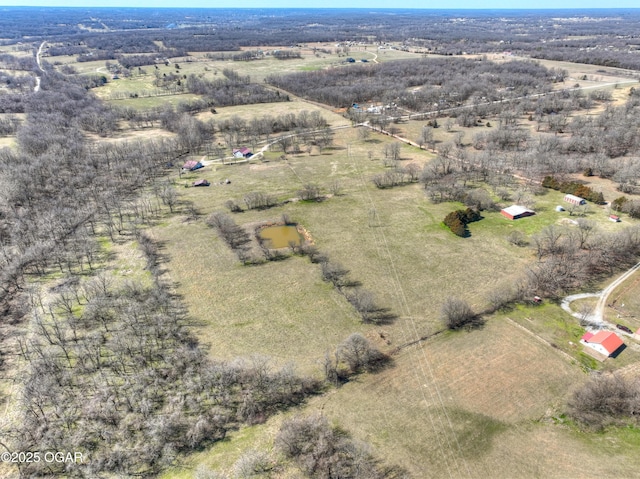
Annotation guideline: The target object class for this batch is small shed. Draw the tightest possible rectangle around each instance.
[581,330,624,357]
[564,194,586,206]
[501,205,536,220]
[183,160,203,171]
[609,215,621,222]
[192,179,210,187]
[555,205,565,212]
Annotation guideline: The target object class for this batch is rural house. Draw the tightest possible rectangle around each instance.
[581,331,624,357]
[564,194,586,206]
[500,205,536,220]
[182,160,203,171]
[233,147,253,158]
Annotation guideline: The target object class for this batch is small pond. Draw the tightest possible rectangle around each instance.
[258,225,302,249]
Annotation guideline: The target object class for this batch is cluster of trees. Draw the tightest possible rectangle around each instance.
[417,148,503,211]
[568,373,640,430]
[183,71,288,108]
[196,410,405,478]
[542,176,605,204]
[0,52,36,71]
[267,58,555,109]
[206,212,254,263]
[273,50,302,60]
[323,333,389,385]
[276,414,404,478]
[372,165,420,189]
[443,208,482,237]
[524,222,640,298]
[440,297,480,330]
[216,109,328,149]
[316,256,395,325]
[0,92,25,113]
[611,196,640,219]
[0,115,20,135]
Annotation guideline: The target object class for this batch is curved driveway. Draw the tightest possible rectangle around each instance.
[562,261,640,331]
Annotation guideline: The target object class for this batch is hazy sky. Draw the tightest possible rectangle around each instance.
[0,1,638,8]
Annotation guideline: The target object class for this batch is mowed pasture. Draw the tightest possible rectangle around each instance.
[315,319,591,478]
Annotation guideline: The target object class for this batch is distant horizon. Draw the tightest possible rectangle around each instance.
[0,2,639,10]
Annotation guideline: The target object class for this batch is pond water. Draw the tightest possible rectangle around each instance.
[258,225,302,249]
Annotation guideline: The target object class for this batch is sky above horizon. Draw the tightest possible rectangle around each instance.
[0,1,638,8]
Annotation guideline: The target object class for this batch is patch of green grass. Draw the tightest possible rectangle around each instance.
[448,408,508,459]
[160,419,280,479]
[577,352,600,371]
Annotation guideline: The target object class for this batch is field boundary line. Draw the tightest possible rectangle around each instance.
[505,317,576,363]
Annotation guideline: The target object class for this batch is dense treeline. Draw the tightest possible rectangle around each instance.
[0,53,37,71]
[184,71,288,107]
[526,222,640,298]
[267,58,556,109]
[530,45,640,72]
[4,7,640,72]
[0,68,185,321]
[542,176,605,204]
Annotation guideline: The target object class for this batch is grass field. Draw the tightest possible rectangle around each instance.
[194,99,350,127]
[602,271,640,334]
[0,137,15,149]
[147,107,640,476]
[161,317,640,478]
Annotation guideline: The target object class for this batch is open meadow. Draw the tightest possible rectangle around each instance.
[153,121,640,476]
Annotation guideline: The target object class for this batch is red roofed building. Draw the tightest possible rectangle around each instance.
[581,331,624,357]
[182,160,203,171]
[233,147,253,158]
[581,332,594,342]
[500,205,535,220]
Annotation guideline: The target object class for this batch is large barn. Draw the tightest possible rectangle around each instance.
[500,205,536,220]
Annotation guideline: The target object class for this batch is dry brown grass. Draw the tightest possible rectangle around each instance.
[605,273,640,334]
[194,99,350,128]
[0,137,15,149]
[304,318,596,478]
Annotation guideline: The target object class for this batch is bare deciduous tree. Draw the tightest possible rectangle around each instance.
[441,297,478,330]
